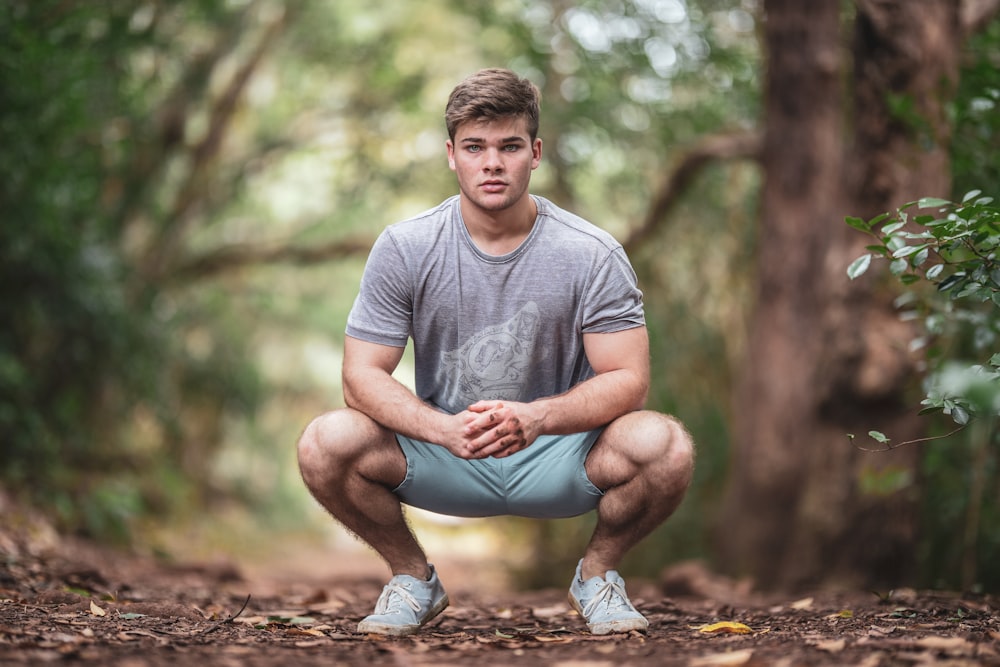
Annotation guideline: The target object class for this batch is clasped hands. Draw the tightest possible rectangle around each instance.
[449,400,539,460]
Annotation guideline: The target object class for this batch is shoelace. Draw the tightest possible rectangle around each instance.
[372,581,422,616]
[582,579,632,617]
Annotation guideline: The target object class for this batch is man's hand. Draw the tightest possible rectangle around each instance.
[460,400,542,459]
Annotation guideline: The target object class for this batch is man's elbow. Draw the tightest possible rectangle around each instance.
[628,376,650,412]
[341,370,363,409]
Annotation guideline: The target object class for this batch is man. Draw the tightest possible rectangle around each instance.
[297,68,695,637]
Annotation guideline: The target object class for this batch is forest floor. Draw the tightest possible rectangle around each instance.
[2,503,999,667]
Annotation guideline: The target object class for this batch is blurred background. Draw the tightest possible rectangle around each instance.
[2,0,999,593]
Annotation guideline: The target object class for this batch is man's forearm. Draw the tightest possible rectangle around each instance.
[531,367,648,435]
[343,368,448,443]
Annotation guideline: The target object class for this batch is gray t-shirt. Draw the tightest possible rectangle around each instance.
[345,195,645,415]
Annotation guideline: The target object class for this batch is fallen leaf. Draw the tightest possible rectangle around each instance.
[789,597,814,610]
[689,648,755,666]
[117,630,161,641]
[285,627,325,637]
[814,639,846,653]
[89,601,106,617]
[233,615,268,625]
[697,622,753,635]
[532,603,568,618]
[915,636,974,652]
[867,625,897,637]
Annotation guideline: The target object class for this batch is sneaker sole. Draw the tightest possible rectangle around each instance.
[357,594,450,637]
[567,592,649,635]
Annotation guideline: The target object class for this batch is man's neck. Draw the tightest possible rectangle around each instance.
[460,196,538,256]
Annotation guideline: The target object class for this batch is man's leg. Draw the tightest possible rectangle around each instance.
[296,407,430,580]
[581,410,695,580]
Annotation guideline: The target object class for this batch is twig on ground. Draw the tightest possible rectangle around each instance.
[195,594,252,636]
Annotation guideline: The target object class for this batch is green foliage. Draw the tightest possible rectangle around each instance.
[0,1,261,542]
[848,193,1000,590]
[847,193,1000,427]
[952,19,1000,199]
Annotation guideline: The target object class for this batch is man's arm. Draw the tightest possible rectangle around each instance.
[463,326,650,458]
[342,335,482,457]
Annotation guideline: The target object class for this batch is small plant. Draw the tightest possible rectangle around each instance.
[846,191,1000,445]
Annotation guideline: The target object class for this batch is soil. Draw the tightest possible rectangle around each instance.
[2,516,999,666]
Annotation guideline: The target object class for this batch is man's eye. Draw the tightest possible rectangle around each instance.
[466,145,481,152]
[503,144,520,151]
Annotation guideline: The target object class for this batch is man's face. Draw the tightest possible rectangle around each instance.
[446,117,542,215]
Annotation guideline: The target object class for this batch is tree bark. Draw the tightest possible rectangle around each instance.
[718,0,962,590]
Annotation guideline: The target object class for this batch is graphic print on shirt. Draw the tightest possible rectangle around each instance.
[439,301,541,406]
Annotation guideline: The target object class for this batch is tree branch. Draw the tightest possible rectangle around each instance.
[622,130,762,254]
[142,6,287,283]
[165,236,374,285]
[962,0,1000,35]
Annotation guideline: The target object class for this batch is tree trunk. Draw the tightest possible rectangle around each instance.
[718,0,961,590]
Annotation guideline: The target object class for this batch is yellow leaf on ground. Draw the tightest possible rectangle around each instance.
[89,601,106,617]
[697,621,753,634]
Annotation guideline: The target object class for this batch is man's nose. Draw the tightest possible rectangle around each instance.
[482,148,504,171]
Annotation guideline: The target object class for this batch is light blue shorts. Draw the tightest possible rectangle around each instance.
[392,430,605,519]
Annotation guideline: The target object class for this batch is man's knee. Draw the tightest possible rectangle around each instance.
[297,408,403,489]
[297,409,377,474]
[651,412,695,472]
[600,411,695,484]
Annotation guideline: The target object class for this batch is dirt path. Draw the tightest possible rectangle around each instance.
[2,522,999,666]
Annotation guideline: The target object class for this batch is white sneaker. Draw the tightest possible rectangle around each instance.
[357,565,449,636]
[567,560,649,635]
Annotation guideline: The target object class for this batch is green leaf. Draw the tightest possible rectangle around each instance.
[847,254,872,280]
[846,216,871,232]
[866,244,890,256]
[938,273,965,292]
[882,221,907,236]
[925,263,945,279]
[918,197,952,209]
[892,244,921,258]
[951,405,971,425]
[868,431,890,443]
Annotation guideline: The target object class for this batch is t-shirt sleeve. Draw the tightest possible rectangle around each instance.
[345,230,412,347]
[581,247,645,333]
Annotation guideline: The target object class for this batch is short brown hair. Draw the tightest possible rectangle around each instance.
[445,68,541,142]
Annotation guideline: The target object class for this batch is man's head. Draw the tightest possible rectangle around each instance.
[445,68,541,143]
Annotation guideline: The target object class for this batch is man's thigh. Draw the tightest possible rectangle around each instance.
[393,430,604,519]
[309,408,408,487]
[584,410,681,489]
